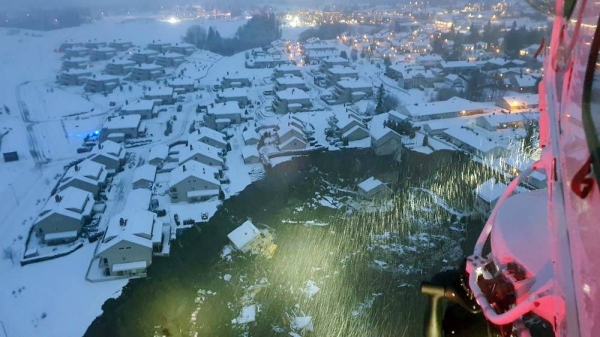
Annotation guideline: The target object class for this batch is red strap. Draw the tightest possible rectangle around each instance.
[571,157,594,198]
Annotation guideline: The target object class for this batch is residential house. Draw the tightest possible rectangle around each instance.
[444,74,466,88]
[178,142,224,168]
[474,178,508,214]
[84,41,106,49]
[108,40,133,51]
[90,140,126,172]
[242,129,260,146]
[90,47,117,61]
[272,88,312,114]
[84,75,120,93]
[147,42,171,53]
[203,101,243,131]
[169,78,196,94]
[415,55,443,68]
[272,64,303,78]
[144,87,175,105]
[221,74,252,88]
[509,74,539,93]
[326,66,359,86]
[319,56,350,73]
[397,97,487,122]
[155,52,185,68]
[189,127,227,149]
[440,60,479,74]
[442,127,507,158]
[148,144,169,167]
[96,209,161,276]
[133,164,157,189]
[58,160,108,197]
[130,64,165,81]
[120,100,156,119]
[357,177,393,199]
[227,220,263,253]
[99,114,144,142]
[62,57,89,71]
[59,69,92,86]
[131,49,159,64]
[105,59,136,75]
[336,116,368,141]
[33,187,94,244]
[242,146,261,164]
[64,46,90,58]
[215,88,249,106]
[370,128,403,156]
[125,189,152,211]
[169,161,220,203]
[274,75,308,91]
[327,79,373,105]
[496,93,539,112]
[475,114,525,131]
[170,43,195,56]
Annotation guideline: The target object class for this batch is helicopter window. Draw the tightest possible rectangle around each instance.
[583,16,600,188]
[524,0,576,18]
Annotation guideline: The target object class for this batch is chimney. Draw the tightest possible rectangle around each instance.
[119,218,125,226]
[189,144,193,150]
[182,165,187,172]
[55,194,61,203]
[74,164,79,171]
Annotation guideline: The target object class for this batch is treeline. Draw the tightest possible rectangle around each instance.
[503,24,545,58]
[0,7,91,31]
[298,23,350,42]
[183,12,281,56]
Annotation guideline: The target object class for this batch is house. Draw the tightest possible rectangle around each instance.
[397,97,487,122]
[272,88,312,114]
[415,55,443,68]
[242,129,260,146]
[274,75,308,91]
[319,56,350,72]
[370,128,403,156]
[133,164,157,189]
[336,116,368,141]
[178,142,224,167]
[99,115,144,142]
[33,187,94,245]
[125,189,152,210]
[203,101,243,131]
[272,64,303,78]
[105,59,136,75]
[96,209,161,276]
[279,136,307,151]
[342,125,369,141]
[131,63,166,82]
[444,74,465,88]
[188,127,227,149]
[169,78,196,93]
[84,41,106,49]
[148,144,169,167]
[62,57,89,70]
[276,124,306,144]
[475,114,525,131]
[327,79,373,105]
[144,87,175,105]
[442,127,507,158]
[357,177,393,199]
[509,74,539,93]
[58,160,108,197]
[2,151,18,162]
[474,178,508,214]
[169,161,220,203]
[130,49,159,64]
[64,46,90,58]
[440,61,479,74]
[90,47,117,61]
[155,52,185,68]
[227,220,262,253]
[147,42,172,53]
[245,54,289,68]
[59,69,92,86]
[108,40,133,51]
[215,88,249,106]
[59,41,83,51]
[170,43,196,56]
[221,74,252,88]
[90,140,126,172]
[242,146,261,164]
[326,66,359,86]
[496,93,539,112]
[120,100,156,119]
[84,75,120,93]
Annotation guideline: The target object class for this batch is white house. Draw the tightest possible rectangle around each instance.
[169,161,220,203]
[227,220,262,253]
[96,209,162,277]
[125,189,152,211]
[178,142,224,168]
[188,127,227,149]
[242,146,261,164]
[474,178,508,214]
[279,136,307,151]
[133,164,157,189]
[370,128,403,156]
[90,140,126,172]
[357,177,392,199]
[99,114,144,142]
[242,129,261,146]
[397,97,487,122]
[148,144,170,167]
[204,101,243,131]
[58,160,108,197]
[120,100,156,119]
[33,187,94,244]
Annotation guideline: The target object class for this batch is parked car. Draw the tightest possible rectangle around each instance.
[77,147,92,153]
[263,90,274,96]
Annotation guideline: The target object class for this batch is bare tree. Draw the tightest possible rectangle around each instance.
[2,246,15,265]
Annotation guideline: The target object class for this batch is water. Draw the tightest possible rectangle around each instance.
[84,149,490,337]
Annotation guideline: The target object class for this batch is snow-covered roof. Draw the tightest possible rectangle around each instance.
[479,113,524,126]
[358,177,384,193]
[501,93,539,106]
[234,305,256,324]
[189,127,227,147]
[170,78,195,86]
[133,164,157,183]
[104,114,141,130]
[342,125,368,139]
[133,63,163,71]
[337,79,372,90]
[327,66,358,75]
[156,52,184,59]
[443,127,504,153]
[125,189,152,210]
[227,220,261,250]
[133,49,159,55]
[86,74,120,82]
[277,124,304,139]
[276,88,310,100]
[241,146,259,159]
[511,74,538,87]
[440,60,479,69]
[179,141,224,165]
[242,129,260,142]
[400,97,487,118]
[145,86,173,97]
[476,178,508,203]
[209,101,242,115]
[63,160,105,182]
[121,100,155,112]
[149,144,169,162]
[170,160,219,187]
[279,135,307,149]
[62,68,92,75]
[38,187,93,220]
[217,88,248,98]
[275,75,305,86]
[94,47,116,52]
[100,209,157,252]
[98,140,123,157]
[108,58,136,65]
[112,261,147,273]
[274,64,302,71]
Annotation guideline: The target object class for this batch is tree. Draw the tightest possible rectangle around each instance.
[218,189,225,200]
[128,85,132,92]
[350,49,358,62]
[340,50,348,59]
[375,84,385,114]
[2,246,15,265]
[342,137,349,146]
[423,135,429,147]
[3,105,10,115]
[383,56,392,67]
[119,84,123,92]
[183,25,207,49]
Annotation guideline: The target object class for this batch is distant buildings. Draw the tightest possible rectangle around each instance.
[274,75,308,91]
[130,64,165,81]
[108,40,133,51]
[325,66,358,86]
[130,49,159,64]
[99,114,145,142]
[155,52,185,68]
[90,47,117,61]
[84,75,120,93]
[170,43,196,56]
[221,74,252,88]
[105,59,136,75]
[147,42,171,53]
[59,69,91,86]
[272,64,303,78]
[397,97,487,122]
[62,57,89,71]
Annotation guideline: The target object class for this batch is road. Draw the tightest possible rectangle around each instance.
[15,81,50,168]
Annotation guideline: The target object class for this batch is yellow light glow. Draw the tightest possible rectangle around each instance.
[166,17,180,24]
